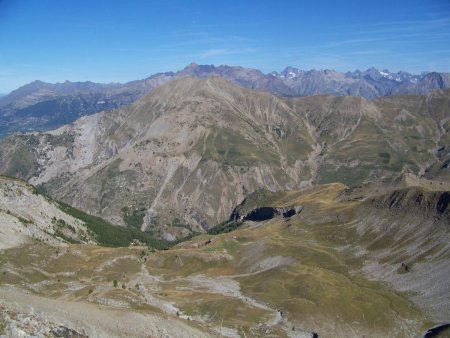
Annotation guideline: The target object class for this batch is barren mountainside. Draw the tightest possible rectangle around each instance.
[0,175,96,248]
[0,77,449,240]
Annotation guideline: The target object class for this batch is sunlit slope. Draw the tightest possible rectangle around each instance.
[1,182,448,337]
[290,90,450,185]
[0,175,96,248]
[0,78,448,237]
[0,175,174,250]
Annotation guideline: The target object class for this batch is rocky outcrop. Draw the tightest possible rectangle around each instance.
[231,205,303,222]
[423,324,450,338]
[52,326,87,338]
[367,187,450,221]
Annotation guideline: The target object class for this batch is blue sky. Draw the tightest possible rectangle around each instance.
[1,0,449,93]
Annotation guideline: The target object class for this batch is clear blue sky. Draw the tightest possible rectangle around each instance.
[1,0,449,93]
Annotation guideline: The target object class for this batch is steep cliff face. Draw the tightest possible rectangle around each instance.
[0,78,449,238]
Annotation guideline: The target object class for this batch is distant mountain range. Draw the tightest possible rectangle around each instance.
[0,63,449,137]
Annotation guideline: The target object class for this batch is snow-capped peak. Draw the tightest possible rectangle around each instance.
[379,71,393,80]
